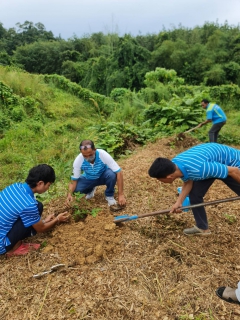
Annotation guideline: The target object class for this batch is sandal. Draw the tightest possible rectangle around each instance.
[216,286,240,305]
[183,225,211,236]
[6,243,40,256]
[110,204,125,212]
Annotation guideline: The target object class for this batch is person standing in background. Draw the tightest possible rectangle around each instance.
[197,99,227,142]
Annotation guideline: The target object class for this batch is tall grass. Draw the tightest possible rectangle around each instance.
[0,67,100,191]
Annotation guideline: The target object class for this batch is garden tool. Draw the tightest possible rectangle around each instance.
[33,264,65,278]
[184,124,200,133]
[114,196,240,223]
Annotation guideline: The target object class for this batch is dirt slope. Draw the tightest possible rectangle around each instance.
[1,135,240,320]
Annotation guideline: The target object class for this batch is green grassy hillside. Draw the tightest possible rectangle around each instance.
[0,67,101,191]
[1,66,240,194]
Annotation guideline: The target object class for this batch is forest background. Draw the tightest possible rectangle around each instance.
[1,20,240,196]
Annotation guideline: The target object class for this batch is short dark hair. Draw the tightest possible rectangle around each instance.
[79,139,95,150]
[201,99,209,104]
[148,158,176,178]
[25,164,56,188]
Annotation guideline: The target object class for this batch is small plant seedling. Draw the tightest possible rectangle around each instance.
[223,213,237,224]
[74,193,86,202]
[90,208,101,217]
[169,141,176,149]
[40,240,47,248]
[71,193,101,222]
[73,207,101,221]
[73,208,88,222]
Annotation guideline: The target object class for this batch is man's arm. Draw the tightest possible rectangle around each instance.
[228,167,240,183]
[32,212,70,233]
[116,171,126,206]
[197,119,212,128]
[171,180,193,212]
[66,180,78,204]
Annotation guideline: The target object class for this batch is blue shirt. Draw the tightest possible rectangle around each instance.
[0,182,40,254]
[206,103,227,124]
[71,149,121,180]
[172,143,240,182]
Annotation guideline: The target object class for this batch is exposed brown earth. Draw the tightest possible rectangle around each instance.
[1,135,240,319]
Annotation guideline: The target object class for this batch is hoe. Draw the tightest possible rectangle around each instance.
[114,196,240,223]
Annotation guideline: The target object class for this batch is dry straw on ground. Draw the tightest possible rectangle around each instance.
[1,135,240,319]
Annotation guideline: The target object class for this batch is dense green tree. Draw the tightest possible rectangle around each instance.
[0,51,11,65]
[13,41,72,74]
[224,61,240,84]
[0,23,7,39]
[204,64,226,85]
[111,34,151,91]
[61,60,87,83]
[2,20,240,92]
[151,40,175,70]
[15,21,55,44]
[71,36,95,61]
[0,21,56,56]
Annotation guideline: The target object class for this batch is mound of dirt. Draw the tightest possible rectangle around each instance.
[41,202,123,266]
[167,133,199,149]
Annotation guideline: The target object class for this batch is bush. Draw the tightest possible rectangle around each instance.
[91,122,153,157]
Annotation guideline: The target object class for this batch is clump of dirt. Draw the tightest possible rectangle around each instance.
[167,133,199,149]
[41,199,123,266]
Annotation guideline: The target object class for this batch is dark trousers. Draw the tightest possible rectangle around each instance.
[208,121,226,142]
[189,177,240,230]
[74,168,117,197]
[5,201,43,252]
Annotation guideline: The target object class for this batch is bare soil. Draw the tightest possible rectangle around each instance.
[1,135,240,319]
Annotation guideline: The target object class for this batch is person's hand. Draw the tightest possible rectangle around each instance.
[118,194,126,206]
[44,214,55,223]
[228,166,240,184]
[170,200,182,213]
[57,211,70,223]
[66,193,74,206]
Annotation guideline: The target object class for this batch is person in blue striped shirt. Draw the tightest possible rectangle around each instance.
[196,99,227,142]
[0,164,70,255]
[67,140,126,208]
[148,143,240,235]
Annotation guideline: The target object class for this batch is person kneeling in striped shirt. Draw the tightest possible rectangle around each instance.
[148,143,240,235]
[0,164,70,256]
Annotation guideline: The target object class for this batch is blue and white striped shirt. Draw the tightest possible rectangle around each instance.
[0,182,40,254]
[71,149,121,180]
[172,143,240,182]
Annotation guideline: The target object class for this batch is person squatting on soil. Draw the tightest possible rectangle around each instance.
[216,285,240,305]
[148,143,240,235]
[0,164,70,256]
[196,99,227,143]
[67,139,126,207]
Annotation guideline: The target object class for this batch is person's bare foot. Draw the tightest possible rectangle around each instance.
[6,240,22,254]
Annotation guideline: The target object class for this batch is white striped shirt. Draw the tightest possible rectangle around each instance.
[71,149,121,180]
[0,183,40,254]
[172,143,240,182]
